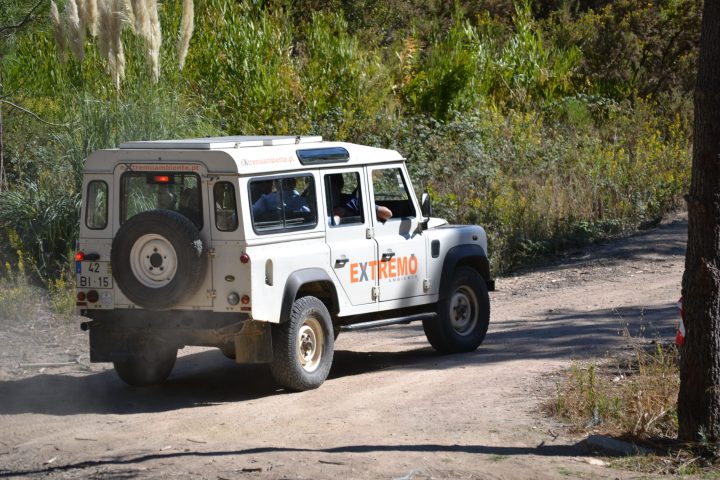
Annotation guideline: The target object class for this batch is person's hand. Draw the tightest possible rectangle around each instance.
[376,205,392,221]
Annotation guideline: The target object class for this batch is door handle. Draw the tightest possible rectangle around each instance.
[335,256,349,266]
[381,251,395,261]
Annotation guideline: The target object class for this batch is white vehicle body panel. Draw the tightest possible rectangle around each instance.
[77,135,489,322]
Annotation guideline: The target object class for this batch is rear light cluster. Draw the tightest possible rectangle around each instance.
[75,290,108,307]
[77,290,100,305]
[236,253,251,310]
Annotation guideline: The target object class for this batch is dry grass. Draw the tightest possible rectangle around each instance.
[551,338,679,439]
[549,332,720,474]
[0,258,42,323]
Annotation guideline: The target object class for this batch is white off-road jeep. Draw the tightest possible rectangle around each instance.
[76,136,494,390]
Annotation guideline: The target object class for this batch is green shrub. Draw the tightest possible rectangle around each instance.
[48,273,75,317]
[0,0,694,284]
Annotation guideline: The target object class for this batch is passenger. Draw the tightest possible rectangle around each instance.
[157,185,175,210]
[253,178,310,216]
[328,174,392,225]
[178,186,201,226]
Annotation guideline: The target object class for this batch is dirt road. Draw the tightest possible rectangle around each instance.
[0,214,687,479]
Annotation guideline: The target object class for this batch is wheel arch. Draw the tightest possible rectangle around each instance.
[280,268,339,323]
[439,244,491,300]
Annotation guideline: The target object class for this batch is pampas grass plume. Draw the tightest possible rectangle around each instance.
[75,0,86,30]
[177,0,194,70]
[109,0,126,89]
[147,0,162,82]
[97,0,112,65]
[130,0,150,39]
[65,0,85,61]
[50,0,67,63]
[123,0,136,33]
[86,0,98,37]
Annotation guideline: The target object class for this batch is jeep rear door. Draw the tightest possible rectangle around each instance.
[113,162,214,308]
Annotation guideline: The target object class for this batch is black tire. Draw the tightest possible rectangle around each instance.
[270,296,334,391]
[423,266,490,354]
[112,342,177,387]
[111,210,208,310]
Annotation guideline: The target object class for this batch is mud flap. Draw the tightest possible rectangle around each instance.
[234,321,273,363]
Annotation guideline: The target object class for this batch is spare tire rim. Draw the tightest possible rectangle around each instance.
[297,316,324,373]
[450,286,478,336]
[129,233,179,288]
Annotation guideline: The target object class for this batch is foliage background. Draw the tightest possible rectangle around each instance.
[0,0,697,293]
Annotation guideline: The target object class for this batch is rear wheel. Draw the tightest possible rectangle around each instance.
[423,266,490,353]
[112,340,177,387]
[270,296,334,391]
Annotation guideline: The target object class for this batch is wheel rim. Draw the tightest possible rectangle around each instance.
[297,316,324,373]
[129,234,178,288]
[449,286,478,336]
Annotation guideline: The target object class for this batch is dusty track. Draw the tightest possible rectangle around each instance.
[0,213,687,479]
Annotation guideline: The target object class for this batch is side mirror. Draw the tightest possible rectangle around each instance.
[420,192,432,217]
[420,192,432,230]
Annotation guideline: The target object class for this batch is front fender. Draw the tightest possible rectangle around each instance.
[439,244,492,299]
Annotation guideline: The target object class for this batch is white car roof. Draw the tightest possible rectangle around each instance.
[83,136,405,174]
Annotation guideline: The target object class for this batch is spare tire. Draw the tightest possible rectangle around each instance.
[111,209,208,310]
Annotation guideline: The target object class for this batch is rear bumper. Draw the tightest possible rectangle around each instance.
[83,309,249,362]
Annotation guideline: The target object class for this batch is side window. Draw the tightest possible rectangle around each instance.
[249,174,317,233]
[325,172,364,226]
[86,181,108,229]
[214,182,238,231]
[372,168,415,219]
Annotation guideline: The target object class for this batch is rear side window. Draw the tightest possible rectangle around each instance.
[249,174,317,233]
[121,173,202,229]
[86,181,108,229]
[214,182,238,231]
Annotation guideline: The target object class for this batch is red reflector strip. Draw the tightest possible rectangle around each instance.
[76,302,87,306]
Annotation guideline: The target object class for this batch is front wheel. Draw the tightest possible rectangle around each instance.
[112,341,177,387]
[423,266,490,354]
[270,296,334,391]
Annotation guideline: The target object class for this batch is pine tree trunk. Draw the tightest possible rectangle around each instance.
[678,0,720,443]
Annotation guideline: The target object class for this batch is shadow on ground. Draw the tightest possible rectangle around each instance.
[0,299,678,416]
[0,441,594,478]
[509,215,687,277]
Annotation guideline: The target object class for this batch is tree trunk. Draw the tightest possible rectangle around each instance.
[0,103,5,191]
[678,0,720,443]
